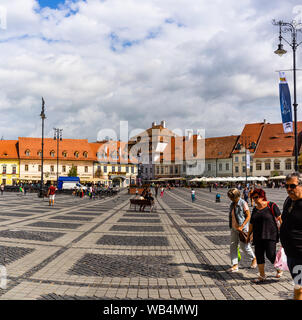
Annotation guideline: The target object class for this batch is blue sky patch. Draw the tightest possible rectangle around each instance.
[38,0,66,9]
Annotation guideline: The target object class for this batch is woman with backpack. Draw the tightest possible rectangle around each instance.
[247,188,283,283]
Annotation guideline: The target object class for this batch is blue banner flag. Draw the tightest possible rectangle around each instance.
[279,72,293,133]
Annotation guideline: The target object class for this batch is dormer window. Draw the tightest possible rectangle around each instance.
[50,151,55,157]
[25,150,30,156]
[62,151,67,158]
[74,151,79,158]
[37,150,42,157]
[83,151,88,158]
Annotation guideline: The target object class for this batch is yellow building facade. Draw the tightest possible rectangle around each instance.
[0,140,20,185]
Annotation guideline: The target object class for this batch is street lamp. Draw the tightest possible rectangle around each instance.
[273,19,302,171]
[53,128,63,185]
[39,97,46,198]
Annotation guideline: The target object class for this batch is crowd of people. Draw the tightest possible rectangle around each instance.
[226,172,302,300]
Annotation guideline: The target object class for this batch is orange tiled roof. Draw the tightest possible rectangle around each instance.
[130,124,178,143]
[18,137,94,161]
[90,141,138,164]
[254,122,302,158]
[205,135,240,159]
[0,140,19,159]
[233,122,265,154]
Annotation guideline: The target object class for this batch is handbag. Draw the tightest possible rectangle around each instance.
[238,230,253,243]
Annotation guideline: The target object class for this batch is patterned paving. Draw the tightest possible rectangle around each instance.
[0,188,296,300]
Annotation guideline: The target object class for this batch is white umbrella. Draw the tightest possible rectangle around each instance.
[269,175,286,180]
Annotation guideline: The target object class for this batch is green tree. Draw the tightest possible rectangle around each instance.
[68,165,77,177]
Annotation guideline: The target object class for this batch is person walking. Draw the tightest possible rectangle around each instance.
[243,187,249,203]
[249,185,255,207]
[0,184,4,196]
[47,182,57,207]
[155,184,159,198]
[247,188,283,283]
[160,186,164,198]
[227,188,257,272]
[280,172,302,299]
[191,188,196,202]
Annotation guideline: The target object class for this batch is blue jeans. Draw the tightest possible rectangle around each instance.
[287,256,302,285]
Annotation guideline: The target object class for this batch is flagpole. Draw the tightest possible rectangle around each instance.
[293,42,299,171]
[273,20,302,172]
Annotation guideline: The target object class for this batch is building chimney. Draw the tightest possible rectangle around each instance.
[160,120,166,128]
[263,119,266,124]
[152,121,157,127]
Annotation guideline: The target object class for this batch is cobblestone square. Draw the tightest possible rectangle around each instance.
[0,188,295,300]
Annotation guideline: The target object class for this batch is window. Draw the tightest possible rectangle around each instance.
[103,166,107,173]
[118,166,121,172]
[51,165,54,172]
[37,150,42,157]
[112,166,115,172]
[175,166,178,174]
[25,150,30,156]
[219,163,222,171]
[126,166,129,173]
[265,162,271,170]
[242,166,246,173]
[62,151,67,158]
[226,163,230,171]
[145,167,148,174]
[85,166,88,173]
[235,166,239,173]
[38,165,41,172]
[170,166,173,174]
[62,165,66,172]
[208,164,211,171]
[2,166,6,174]
[50,151,55,157]
[235,156,239,162]
[250,166,253,172]
[131,166,134,174]
[12,166,16,174]
[161,167,164,174]
[74,152,79,158]
[242,156,246,162]
[83,152,88,158]
[157,167,160,174]
[25,165,29,171]
[256,162,262,170]
[274,162,280,170]
[183,165,186,172]
[286,162,292,170]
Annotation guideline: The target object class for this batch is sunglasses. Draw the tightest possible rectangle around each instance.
[285,184,300,189]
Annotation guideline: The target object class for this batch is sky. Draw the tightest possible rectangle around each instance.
[0,0,302,142]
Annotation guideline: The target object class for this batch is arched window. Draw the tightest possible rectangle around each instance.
[62,151,67,158]
[37,150,42,157]
[83,151,88,158]
[274,160,281,170]
[74,151,79,158]
[25,149,30,156]
[50,150,55,157]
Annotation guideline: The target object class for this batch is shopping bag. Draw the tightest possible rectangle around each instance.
[274,247,289,271]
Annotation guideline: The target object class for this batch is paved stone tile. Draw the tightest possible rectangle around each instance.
[0,190,295,301]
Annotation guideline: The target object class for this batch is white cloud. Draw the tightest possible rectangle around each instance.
[0,0,301,141]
